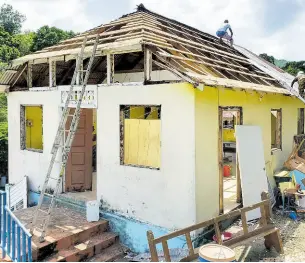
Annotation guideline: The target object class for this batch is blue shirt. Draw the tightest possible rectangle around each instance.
[218,23,231,33]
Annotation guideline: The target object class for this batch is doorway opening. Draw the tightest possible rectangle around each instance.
[62,108,97,202]
[219,107,242,214]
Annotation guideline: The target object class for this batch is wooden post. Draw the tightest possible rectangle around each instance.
[107,54,114,85]
[147,231,159,262]
[27,62,32,89]
[185,232,194,256]
[49,60,56,88]
[261,191,272,224]
[161,240,171,262]
[144,48,152,82]
[235,110,242,203]
[213,218,223,245]
[218,107,224,214]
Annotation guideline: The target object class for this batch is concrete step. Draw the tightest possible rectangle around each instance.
[33,220,109,261]
[42,232,119,262]
[89,242,126,262]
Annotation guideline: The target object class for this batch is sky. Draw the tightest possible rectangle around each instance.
[1,0,304,61]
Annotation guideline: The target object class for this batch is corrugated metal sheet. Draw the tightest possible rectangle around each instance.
[235,45,299,94]
[0,64,24,85]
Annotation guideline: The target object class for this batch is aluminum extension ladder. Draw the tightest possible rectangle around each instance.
[32,35,99,242]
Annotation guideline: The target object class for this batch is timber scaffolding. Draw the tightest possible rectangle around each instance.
[0,4,299,96]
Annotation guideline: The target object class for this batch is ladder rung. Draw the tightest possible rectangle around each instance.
[44,193,54,198]
[49,176,59,180]
[78,70,88,72]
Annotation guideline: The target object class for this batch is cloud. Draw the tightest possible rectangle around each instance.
[0,0,94,32]
[0,0,304,60]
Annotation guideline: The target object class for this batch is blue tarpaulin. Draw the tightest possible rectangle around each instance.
[290,170,305,190]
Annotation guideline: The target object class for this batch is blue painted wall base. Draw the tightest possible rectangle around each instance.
[28,191,186,253]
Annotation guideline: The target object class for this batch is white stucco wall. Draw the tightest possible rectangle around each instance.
[7,90,62,192]
[97,82,196,229]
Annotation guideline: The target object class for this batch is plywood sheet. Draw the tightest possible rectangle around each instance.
[235,125,269,221]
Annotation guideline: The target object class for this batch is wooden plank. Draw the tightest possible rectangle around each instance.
[143,31,251,65]
[144,47,152,81]
[147,231,159,262]
[235,110,242,203]
[156,51,277,81]
[218,107,224,214]
[213,219,223,245]
[152,55,198,86]
[49,60,56,87]
[298,108,305,135]
[185,232,194,256]
[27,63,32,89]
[162,240,171,262]
[241,211,248,234]
[224,225,276,247]
[11,64,27,87]
[153,218,214,243]
[107,54,114,85]
[261,191,272,223]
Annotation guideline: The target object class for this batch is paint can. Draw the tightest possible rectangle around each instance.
[199,244,236,262]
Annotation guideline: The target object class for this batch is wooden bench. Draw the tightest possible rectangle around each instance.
[147,192,283,262]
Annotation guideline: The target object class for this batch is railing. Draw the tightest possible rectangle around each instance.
[147,192,283,262]
[59,85,98,108]
[0,191,32,262]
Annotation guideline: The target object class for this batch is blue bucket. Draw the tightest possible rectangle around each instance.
[199,244,236,262]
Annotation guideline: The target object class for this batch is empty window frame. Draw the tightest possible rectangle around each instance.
[298,108,305,135]
[120,105,161,169]
[271,109,282,150]
[20,105,43,152]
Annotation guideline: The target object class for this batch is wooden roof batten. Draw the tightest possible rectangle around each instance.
[0,3,293,96]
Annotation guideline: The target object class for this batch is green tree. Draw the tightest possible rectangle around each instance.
[259,53,275,65]
[0,26,20,63]
[0,4,26,35]
[282,61,305,76]
[32,26,75,51]
[13,31,35,56]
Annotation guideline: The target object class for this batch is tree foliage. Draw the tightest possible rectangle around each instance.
[13,31,35,56]
[32,26,75,51]
[282,61,305,76]
[0,4,26,35]
[259,53,275,65]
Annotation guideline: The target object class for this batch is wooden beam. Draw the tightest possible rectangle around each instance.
[59,60,75,85]
[156,51,277,81]
[144,47,152,82]
[10,64,27,87]
[107,54,114,85]
[49,60,56,87]
[218,107,224,214]
[27,63,32,89]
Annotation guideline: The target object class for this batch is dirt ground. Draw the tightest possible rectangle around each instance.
[231,209,305,262]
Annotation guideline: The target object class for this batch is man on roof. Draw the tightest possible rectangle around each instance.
[216,20,234,47]
[291,71,305,98]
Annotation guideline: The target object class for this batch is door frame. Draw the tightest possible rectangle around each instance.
[218,106,243,214]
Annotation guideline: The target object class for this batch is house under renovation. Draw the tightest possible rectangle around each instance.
[1,4,304,253]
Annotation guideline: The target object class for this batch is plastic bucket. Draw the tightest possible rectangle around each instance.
[199,244,236,262]
[223,165,231,177]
